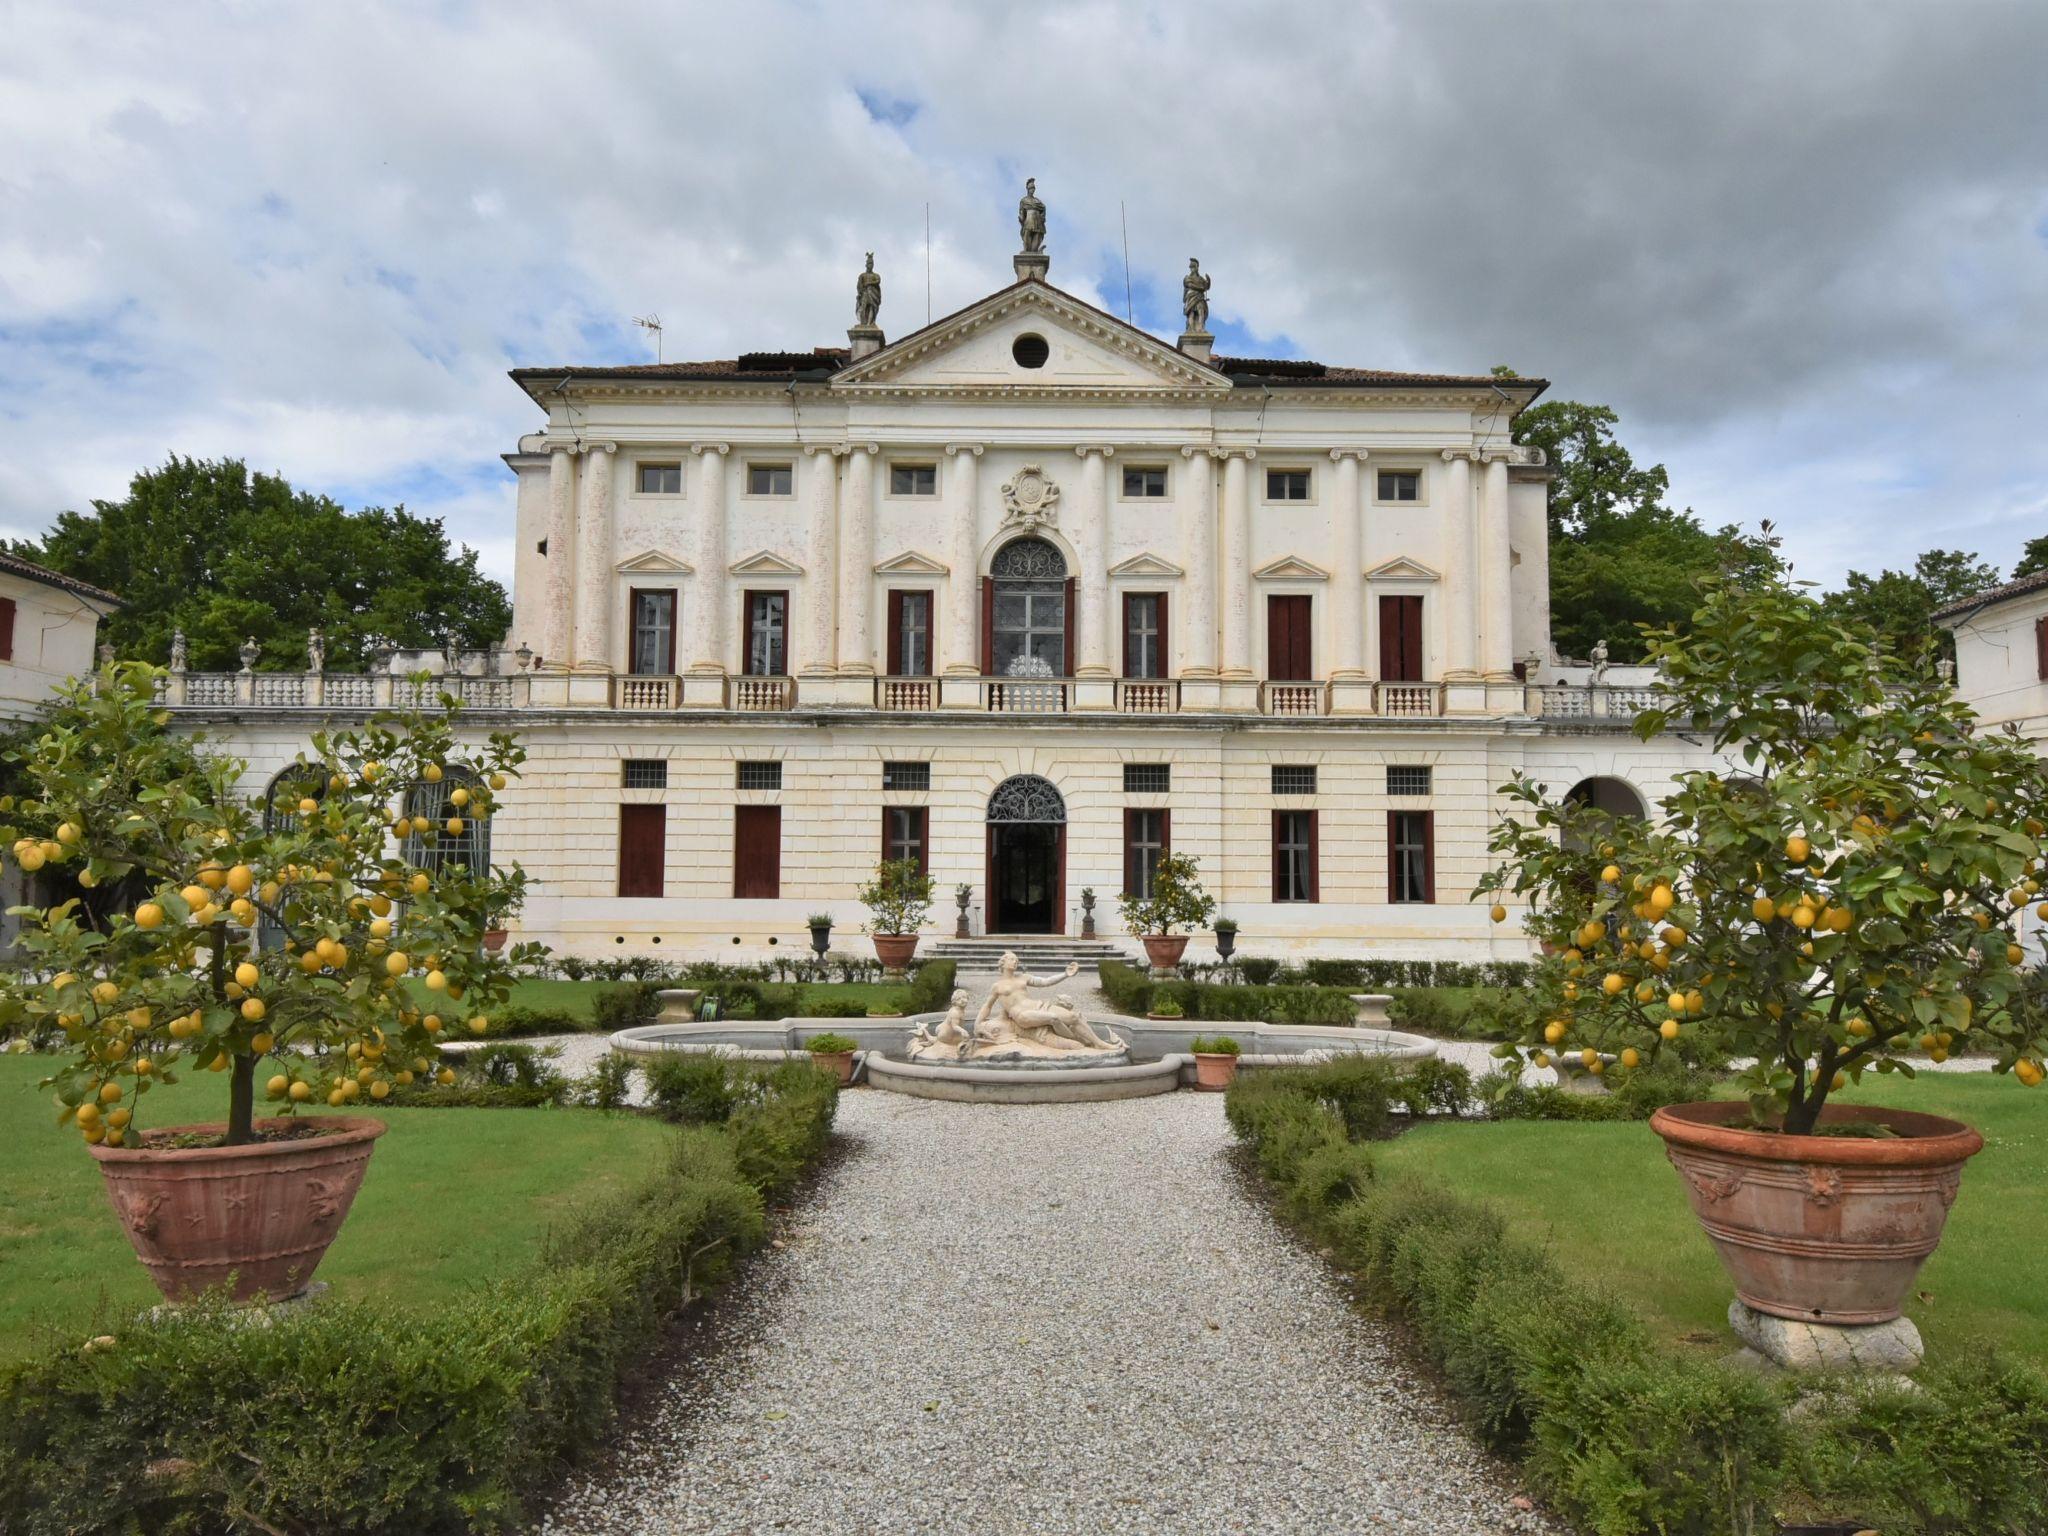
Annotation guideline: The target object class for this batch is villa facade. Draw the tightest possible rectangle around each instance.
[163,207,1724,959]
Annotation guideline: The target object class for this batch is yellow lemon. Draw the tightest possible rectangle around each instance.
[1660,1019,1680,1041]
[134,902,165,930]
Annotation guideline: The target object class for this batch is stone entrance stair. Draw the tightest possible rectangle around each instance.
[924,936,1135,980]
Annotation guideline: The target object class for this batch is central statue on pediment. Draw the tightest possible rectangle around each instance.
[1018,178,1046,254]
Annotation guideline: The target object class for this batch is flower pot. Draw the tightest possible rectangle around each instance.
[872,933,919,976]
[1650,1101,1983,1324]
[481,928,509,953]
[1192,1052,1239,1091]
[808,1049,856,1085]
[90,1116,387,1304]
[1140,934,1189,971]
[809,923,832,958]
[1214,928,1237,961]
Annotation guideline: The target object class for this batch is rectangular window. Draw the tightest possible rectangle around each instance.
[1123,763,1171,795]
[1272,764,1317,796]
[0,596,15,663]
[735,761,783,791]
[744,590,788,675]
[889,462,938,497]
[1122,465,1168,498]
[1273,809,1318,903]
[733,805,782,899]
[886,590,933,676]
[629,588,676,675]
[1266,594,1313,680]
[622,759,668,789]
[1387,765,1431,796]
[1122,592,1166,678]
[1378,594,1424,682]
[636,461,682,495]
[1124,808,1169,899]
[2037,615,2048,681]
[882,806,929,874]
[1376,469,1421,502]
[747,462,793,497]
[1389,809,1435,904]
[882,760,931,792]
[617,804,666,897]
[1266,468,1312,501]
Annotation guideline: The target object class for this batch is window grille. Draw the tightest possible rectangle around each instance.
[622,759,668,789]
[1123,763,1170,794]
[1387,765,1432,796]
[1271,765,1317,795]
[736,761,783,791]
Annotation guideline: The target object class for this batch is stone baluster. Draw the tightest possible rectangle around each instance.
[1439,450,1479,680]
[945,444,983,676]
[1328,450,1368,679]
[687,443,730,674]
[1074,445,1114,677]
[799,446,839,677]
[1177,446,1218,677]
[837,443,879,675]
[541,445,578,668]
[571,441,616,670]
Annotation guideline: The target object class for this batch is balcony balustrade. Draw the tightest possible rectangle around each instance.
[1260,681,1328,717]
[875,676,937,711]
[1377,682,1442,718]
[615,674,679,710]
[729,675,796,712]
[983,677,1068,714]
[1115,678,1179,714]
[1530,683,1665,724]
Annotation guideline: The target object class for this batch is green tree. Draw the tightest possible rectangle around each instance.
[1823,548,2000,664]
[11,457,510,672]
[2014,533,2048,581]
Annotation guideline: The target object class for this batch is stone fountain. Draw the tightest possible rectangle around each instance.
[905,952,1130,1070]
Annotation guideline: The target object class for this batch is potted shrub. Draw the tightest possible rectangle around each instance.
[0,666,533,1304]
[1213,917,1238,962]
[1117,851,1216,974]
[804,1031,859,1085]
[1147,994,1186,1023]
[807,913,833,957]
[1189,1034,1242,1091]
[861,858,933,978]
[1480,567,2046,1327]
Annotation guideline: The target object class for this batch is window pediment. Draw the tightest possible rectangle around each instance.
[727,549,805,576]
[1253,555,1331,582]
[614,549,693,575]
[1108,552,1185,578]
[1365,557,1440,582]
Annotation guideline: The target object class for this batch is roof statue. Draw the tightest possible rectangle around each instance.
[1182,258,1211,333]
[1017,178,1046,254]
[854,252,881,328]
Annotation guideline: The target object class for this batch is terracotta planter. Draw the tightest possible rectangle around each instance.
[872,933,919,975]
[1650,1101,1983,1324]
[1192,1052,1239,1091]
[808,1049,856,1085]
[481,928,509,953]
[1140,933,1189,970]
[90,1116,387,1304]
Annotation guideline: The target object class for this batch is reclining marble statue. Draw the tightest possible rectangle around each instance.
[907,953,1126,1063]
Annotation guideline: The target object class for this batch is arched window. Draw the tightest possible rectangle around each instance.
[985,773,1067,824]
[257,762,326,951]
[989,537,1068,677]
[1562,776,1649,854]
[403,769,492,877]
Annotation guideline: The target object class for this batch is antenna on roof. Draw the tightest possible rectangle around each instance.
[632,314,663,364]
[925,202,932,325]
[1120,201,1133,323]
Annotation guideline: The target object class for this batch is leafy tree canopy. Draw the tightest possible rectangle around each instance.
[1822,548,2001,665]
[2013,533,2048,581]
[11,457,510,673]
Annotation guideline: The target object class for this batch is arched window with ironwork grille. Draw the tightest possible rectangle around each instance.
[403,770,492,877]
[256,762,326,951]
[989,537,1068,677]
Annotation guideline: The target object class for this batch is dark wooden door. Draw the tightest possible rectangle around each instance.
[1267,595,1313,679]
[1379,594,1424,681]
[988,823,1060,933]
[618,805,666,897]
[733,806,782,898]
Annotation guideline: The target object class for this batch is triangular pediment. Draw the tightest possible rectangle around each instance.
[1365,557,1440,582]
[615,549,693,575]
[728,549,804,576]
[1108,551,1186,578]
[874,549,948,576]
[833,280,1231,395]
[1253,555,1330,581]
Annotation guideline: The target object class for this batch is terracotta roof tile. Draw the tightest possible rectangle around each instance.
[0,550,121,606]
[1931,567,2048,621]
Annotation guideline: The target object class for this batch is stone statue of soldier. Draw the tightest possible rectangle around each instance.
[854,253,881,327]
[1182,258,1211,332]
[1018,178,1046,254]
[306,627,326,675]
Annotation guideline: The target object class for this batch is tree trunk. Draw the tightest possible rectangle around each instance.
[226,1052,257,1145]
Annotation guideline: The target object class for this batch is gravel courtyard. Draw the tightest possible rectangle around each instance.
[536,1091,1557,1536]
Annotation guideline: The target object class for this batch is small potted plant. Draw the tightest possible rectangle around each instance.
[807,913,833,957]
[1147,994,1186,1023]
[480,883,522,953]
[1213,917,1238,962]
[1189,1034,1242,1092]
[804,1031,860,1085]
[861,857,934,978]
[1117,851,1216,974]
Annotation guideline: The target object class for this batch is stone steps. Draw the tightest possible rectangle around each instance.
[925,938,1136,975]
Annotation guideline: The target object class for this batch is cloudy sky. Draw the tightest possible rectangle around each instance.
[4,0,2046,591]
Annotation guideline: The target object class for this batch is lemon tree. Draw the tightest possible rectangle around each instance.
[0,664,533,1147]
[1478,569,2048,1134]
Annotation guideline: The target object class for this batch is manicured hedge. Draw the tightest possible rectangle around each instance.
[1224,1061,2048,1536]
[1099,960,1356,1024]
[0,1066,840,1534]
[591,959,958,1029]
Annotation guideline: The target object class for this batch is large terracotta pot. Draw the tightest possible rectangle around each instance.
[1192,1052,1239,1092]
[481,928,509,953]
[1650,1101,1982,1324]
[872,933,919,975]
[808,1049,856,1085]
[90,1116,386,1304]
[1140,933,1189,971]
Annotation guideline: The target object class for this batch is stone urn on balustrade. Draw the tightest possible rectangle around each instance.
[1650,1101,1983,1324]
[90,1117,387,1303]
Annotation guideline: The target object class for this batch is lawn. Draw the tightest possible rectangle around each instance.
[1377,1072,2047,1370]
[0,1053,673,1362]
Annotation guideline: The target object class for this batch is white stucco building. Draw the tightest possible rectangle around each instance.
[0,552,119,723]
[162,210,1721,960]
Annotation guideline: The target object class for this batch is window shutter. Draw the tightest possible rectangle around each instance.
[734,806,782,898]
[1120,594,1133,679]
[914,807,929,877]
[1123,808,1140,898]
[980,576,994,675]
[0,597,16,663]
[886,590,904,676]
[1063,577,1076,676]
[1386,810,1399,904]
[1420,809,1435,904]
[1267,597,1286,680]
[880,807,894,867]
[1379,595,1423,681]
[2037,615,2048,681]
[1159,808,1171,859]
[1156,590,1170,679]
[1271,811,1285,902]
[1306,810,1320,902]
[741,590,757,676]
[1268,596,1312,680]
[618,805,666,897]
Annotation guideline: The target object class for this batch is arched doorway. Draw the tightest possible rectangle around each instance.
[1562,776,1649,852]
[986,774,1067,934]
[988,537,1071,678]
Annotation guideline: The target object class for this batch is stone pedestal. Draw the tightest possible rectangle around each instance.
[1726,1299,1923,1375]
[1442,679,1491,716]
[1213,677,1261,714]
[847,324,883,360]
[679,673,728,709]
[1548,1052,1613,1095]
[1178,677,1223,713]
[1178,329,1213,363]
[1069,677,1116,713]
[565,670,613,707]
[1328,679,1377,716]
[655,989,703,1025]
[1013,252,1049,282]
[1349,994,1393,1027]
[526,669,572,708]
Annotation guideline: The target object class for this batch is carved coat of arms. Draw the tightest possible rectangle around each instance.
[999,464,1060,533]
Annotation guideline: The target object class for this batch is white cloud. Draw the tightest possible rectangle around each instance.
[3,0,2046,590]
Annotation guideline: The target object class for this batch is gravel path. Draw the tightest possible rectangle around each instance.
[534,1091,1556,1536]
